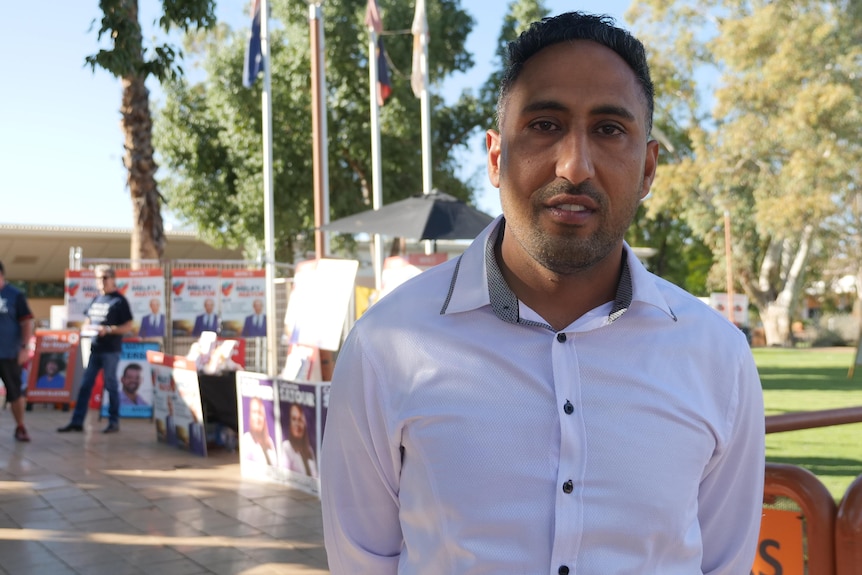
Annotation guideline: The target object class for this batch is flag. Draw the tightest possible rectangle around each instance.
[365,0,390,106]
[243,0,263,88]
[364,0,382,34]
[411,0,427,97]
[375,37,392,106]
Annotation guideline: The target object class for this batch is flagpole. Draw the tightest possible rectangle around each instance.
[309,1,331,258]
[412,0,433,254]
[368,30,384,292]
[260,0,278,377]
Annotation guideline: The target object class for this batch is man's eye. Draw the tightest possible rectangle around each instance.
[598,124,624,136]
[531,120,558,132]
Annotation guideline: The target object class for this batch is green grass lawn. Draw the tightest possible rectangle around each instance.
[755,346,862,501]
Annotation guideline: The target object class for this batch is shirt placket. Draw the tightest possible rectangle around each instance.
[549,329,584,575]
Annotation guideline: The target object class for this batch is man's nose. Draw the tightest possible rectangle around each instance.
[556,132,594,185]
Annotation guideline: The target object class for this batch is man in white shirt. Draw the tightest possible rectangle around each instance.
[321,11,765,575]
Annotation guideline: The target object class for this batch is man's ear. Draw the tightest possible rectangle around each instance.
[640,139,660,200]
[486,130,502,189]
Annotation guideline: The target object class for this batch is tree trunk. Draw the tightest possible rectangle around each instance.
[755,225,815,346]
[121,73,165,265]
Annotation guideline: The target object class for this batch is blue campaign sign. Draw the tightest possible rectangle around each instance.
[101,341,160,419]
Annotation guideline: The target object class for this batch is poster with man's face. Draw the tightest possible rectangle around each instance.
[119,269,166,337]
[220,269,266,338]
[101,341,159,419]
[170,269,220,337]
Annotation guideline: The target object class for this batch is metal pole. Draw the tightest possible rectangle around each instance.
[418,22,433,255]
[309,2,330,258]
[261,0,278,376]
[724,208,735,326]
[369,29,384,291]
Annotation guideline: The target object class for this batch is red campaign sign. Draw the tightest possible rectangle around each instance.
[27,330,81,405]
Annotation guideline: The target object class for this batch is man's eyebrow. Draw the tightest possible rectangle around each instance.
[519,100,637,123]
[520,100,569,115]
[590,104,637,122]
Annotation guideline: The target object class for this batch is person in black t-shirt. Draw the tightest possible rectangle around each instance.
[58,265,133,434]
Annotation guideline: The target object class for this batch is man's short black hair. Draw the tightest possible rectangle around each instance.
[497,11,654,134]
[0,261,5,275]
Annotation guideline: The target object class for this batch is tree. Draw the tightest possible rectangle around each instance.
[87,0,217,262]
[154,0,484,260]
[629,0,862,345]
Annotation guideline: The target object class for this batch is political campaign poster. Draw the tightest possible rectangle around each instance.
[220,269,266,338]
[277,380,321,494]
[64,270,99,328]
[148,350,178,446]
[173,361,207,456]
[99,341,159,419]
[118,269,167,338]
[709,292,749,327]
[148,351,206,456]
[27,330,82,404]
[237,372,278,477]
[170,269,220,337]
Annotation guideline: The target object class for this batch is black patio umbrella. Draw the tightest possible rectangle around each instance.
[321,189,496,241]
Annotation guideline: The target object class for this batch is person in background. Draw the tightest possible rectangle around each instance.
[320,12,765,575]
[0,261,34,442]
[58,265,133,434]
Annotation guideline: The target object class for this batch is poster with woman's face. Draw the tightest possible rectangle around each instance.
[278,382,318,477]
[237,373,276,470]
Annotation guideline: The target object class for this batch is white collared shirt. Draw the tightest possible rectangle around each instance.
[321,217,765,575]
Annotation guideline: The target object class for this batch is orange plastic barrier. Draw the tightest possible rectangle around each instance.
[836,474,862,575]
[762,463,837,574]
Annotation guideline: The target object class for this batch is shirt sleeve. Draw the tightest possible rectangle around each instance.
[698,346,765,574]
[15,291,33,322]
[320,328,403,575]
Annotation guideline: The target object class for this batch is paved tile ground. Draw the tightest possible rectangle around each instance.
[0,404,330,575]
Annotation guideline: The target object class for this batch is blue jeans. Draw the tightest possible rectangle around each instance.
[70,351,120,427]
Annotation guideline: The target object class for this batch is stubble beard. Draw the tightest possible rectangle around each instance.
[511,180,642,276]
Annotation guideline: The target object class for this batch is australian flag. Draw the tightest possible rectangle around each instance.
[243,0,263,88]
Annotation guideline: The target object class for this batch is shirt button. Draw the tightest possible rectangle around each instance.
[556,333,567,343]
[558,566,570,575]
[563,401,574,415]
[562,480,573,494]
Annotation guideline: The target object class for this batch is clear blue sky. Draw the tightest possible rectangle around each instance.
[0,0,630,230]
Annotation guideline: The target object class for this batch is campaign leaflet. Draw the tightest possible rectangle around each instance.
[277,380,320,495]
[64,270,99,328]
[27,330,81,404]
[220,270,266,338]
[100,341,159,419]
[170,269,220,337]
[237,372,278,477]
[118,269,167,338]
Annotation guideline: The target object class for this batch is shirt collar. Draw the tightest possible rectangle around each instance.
[441,216,677,325]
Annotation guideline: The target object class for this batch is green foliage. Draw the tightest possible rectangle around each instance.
[155,0,486,259]
[86,0,216,81]
[629,0,862,343]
